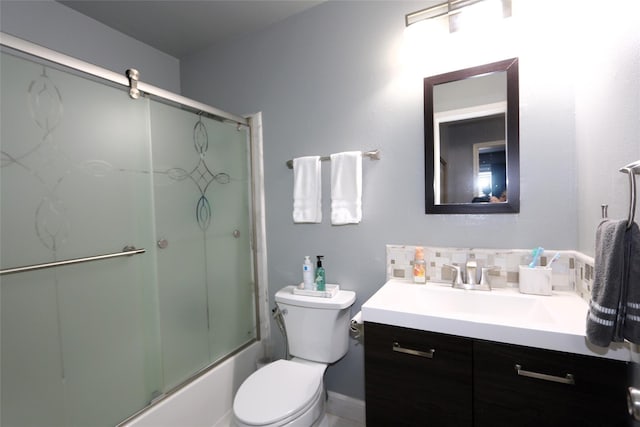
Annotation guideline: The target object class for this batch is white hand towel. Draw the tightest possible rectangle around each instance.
[293,156,322,223]
[330,151,362,225]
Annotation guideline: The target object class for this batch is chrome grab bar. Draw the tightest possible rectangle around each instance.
[392,342,435,359]
[515,364,575,385]
[0,246,145,276]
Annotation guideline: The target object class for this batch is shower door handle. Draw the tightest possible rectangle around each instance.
[0,246,146,275]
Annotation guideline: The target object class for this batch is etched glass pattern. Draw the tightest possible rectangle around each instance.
[0,50,256,426]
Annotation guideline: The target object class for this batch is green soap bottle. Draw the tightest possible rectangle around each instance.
[315,255,326,291]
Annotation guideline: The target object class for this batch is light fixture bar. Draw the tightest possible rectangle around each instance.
[405,2,449,27]
[448,0,488,13]
[405,0,511,29]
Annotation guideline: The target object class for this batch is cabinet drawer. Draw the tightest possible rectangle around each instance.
[364,322,473,426]
[474,340,629,427]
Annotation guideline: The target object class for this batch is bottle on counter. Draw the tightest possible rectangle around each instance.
[302,256,314,290]
[315,255,326,291]
[413,246,426,284]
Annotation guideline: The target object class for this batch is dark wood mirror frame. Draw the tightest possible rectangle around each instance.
[424,58,519,214]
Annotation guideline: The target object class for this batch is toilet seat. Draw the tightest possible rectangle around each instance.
[233,359,325,426]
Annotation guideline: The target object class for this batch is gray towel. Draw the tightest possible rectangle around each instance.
[586,219,628,347]
[623,223,640,343]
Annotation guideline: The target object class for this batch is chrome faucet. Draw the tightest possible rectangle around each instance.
[444,261,494,291]
[466,260,477,286]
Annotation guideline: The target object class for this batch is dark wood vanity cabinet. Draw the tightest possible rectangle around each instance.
[364,322,629,427]
[474,340,628,427]
[364,322,473,426]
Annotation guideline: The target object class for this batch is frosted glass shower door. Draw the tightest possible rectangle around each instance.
[149,101,257,390]
[1,43,259,426]
[0,52,161,426]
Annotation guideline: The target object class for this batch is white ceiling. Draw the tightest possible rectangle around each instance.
[58,0,323,58]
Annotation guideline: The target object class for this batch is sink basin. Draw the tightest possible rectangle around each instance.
[415,284,555,325]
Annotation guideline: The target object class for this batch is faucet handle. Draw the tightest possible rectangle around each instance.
[443,264,464,287]
[480,266,500,289]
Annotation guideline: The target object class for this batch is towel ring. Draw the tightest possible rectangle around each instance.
[620,160,640,229]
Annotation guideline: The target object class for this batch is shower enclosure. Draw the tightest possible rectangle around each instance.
[0,34,262,426]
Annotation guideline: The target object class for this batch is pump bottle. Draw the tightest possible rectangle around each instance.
[315,255,326,291]
[302,256,314,290]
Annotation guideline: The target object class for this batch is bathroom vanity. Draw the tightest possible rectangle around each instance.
[362,280,630,427]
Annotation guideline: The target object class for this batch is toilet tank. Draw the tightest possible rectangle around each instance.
[275,286,356,363]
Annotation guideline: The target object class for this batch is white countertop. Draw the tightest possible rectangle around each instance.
[361,279,631,362]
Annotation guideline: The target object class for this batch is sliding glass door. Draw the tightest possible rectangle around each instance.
[1,46,257,426]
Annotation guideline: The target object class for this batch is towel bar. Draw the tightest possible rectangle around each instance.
[620,160,640,229]
[286,149,381,169]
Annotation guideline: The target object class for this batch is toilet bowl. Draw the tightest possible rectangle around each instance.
[233,359,327,427]
[232,286,356,427]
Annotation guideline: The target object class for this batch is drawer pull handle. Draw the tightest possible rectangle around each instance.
[515,364,575,385]
[392,342,435,359]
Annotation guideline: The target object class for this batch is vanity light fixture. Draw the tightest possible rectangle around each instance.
[405,0,511,32]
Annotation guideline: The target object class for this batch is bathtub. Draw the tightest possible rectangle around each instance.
[122,342,263,427]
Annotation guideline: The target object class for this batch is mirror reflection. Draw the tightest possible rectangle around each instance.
[424,58,519,214]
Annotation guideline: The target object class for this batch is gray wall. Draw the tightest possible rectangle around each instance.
[181,0,640,400]
[0,0,181,92]
[574,4,640,255]
[3,0,638,404]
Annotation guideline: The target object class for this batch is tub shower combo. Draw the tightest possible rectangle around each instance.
[0,33,263,426]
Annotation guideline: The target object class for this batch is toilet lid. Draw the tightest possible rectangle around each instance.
[234,360,323,426]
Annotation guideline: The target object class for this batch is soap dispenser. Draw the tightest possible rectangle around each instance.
[302,256,314,290]
[315,255,326,291]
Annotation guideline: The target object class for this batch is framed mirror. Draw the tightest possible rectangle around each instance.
[424,58,519,214]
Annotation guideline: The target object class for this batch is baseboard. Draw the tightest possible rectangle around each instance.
[326,391,365,424]
[212,411,232,427]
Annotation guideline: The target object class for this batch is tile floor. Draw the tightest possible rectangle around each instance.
[327,413,364,427]
[215,412,363,427]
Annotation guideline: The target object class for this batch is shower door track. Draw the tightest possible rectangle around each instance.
[0,247,146,276]
[0,32,248,126]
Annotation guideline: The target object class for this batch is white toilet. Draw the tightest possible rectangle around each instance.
[233,285,356,427]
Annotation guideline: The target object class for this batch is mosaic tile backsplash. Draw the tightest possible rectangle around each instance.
[386,244,595,302]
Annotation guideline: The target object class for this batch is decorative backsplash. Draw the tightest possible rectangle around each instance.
[386,244,595,302]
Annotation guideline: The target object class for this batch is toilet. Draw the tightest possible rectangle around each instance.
[233,285,356,427]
